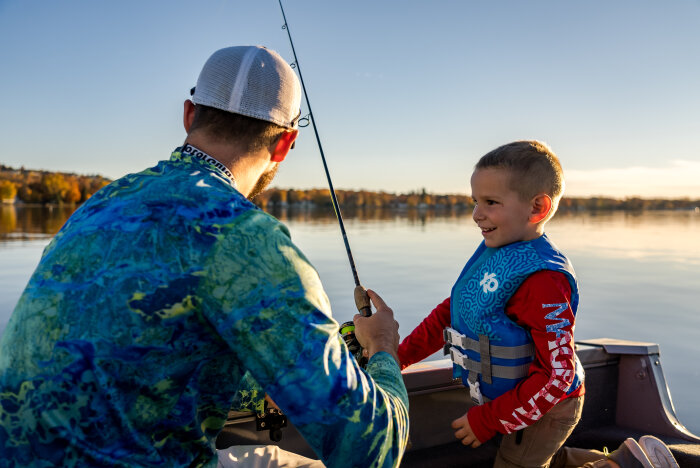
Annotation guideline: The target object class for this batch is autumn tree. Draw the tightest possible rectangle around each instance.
[78,176,110,202]
[0,180,17,201]
[40,173,72,203]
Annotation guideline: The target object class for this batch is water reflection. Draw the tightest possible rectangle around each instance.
[0,204,75,239]
[549,210,700,266]
[3,203,698,241]
[555,209,700,227]
[0,205,16,234]
[268,205,471,226]
[0,203,475,237]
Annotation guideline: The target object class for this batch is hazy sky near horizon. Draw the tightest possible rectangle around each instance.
[1,0,699,198]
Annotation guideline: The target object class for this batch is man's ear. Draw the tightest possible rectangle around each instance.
[271,130,299,163]
[183,100,196,133]
[530,193,552,224]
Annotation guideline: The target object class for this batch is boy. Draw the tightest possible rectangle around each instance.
[398,141,584,467]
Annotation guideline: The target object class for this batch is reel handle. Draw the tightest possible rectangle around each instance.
[340,320,368,368]
[354,285,372,317]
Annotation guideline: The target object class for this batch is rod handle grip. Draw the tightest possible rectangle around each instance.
[354,285,372,317]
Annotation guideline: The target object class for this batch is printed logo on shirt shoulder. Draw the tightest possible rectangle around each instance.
[479,272,499,293]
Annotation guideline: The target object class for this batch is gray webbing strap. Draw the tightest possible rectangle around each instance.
[443,327,535,360]
[448,346,531,380]
[479,334,492,384]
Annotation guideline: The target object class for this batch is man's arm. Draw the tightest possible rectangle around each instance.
[204,211,409,467]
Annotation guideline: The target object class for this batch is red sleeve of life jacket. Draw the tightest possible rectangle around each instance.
[467,270,585,444]
[397,297,451,370]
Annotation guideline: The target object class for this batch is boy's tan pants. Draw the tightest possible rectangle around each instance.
[494,395,585,468]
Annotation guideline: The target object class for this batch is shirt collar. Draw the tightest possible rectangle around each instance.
[173,143,237,187]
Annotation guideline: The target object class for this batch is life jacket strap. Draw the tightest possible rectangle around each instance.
[480,334,492,384]
[443,327,535,360]
[448,346,531,380]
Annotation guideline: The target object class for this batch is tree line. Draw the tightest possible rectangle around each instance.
[255,188,699,212]
[255,188,474,210]
[1,164,697,211]
[0,165,110,204]
[558,196,699,212]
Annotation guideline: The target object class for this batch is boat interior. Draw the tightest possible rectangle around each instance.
[217,338,700,467]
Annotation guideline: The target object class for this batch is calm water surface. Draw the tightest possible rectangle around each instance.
[1,204,699,433]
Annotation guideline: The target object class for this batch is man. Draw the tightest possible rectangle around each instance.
[0,46,409,467]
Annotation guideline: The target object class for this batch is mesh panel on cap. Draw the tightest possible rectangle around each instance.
[192,46,301,129]
[194,49,243,110]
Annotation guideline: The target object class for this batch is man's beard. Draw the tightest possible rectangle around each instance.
[248,163,279,201]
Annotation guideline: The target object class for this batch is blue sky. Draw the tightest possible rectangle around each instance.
[1,0,699,198]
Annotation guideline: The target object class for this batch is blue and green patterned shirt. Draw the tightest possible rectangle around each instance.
[0,146,409,467]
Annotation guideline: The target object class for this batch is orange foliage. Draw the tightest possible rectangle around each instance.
[0,166,111,204]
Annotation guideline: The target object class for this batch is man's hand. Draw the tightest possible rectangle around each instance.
[353,289,400,364]
[451,412,481,448]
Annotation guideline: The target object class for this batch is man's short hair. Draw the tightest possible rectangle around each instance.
[475,140,564,220]
[188,104,287,153]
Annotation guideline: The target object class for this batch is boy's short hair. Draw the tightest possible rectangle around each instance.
[476,140,564,221]
[189,104,287,153]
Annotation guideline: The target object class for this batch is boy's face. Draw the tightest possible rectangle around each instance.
[470,168,539,248]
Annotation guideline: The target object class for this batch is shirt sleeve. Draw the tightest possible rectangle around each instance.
[467,270,578,443]
[201,210,409,467]
[397,298,451,369]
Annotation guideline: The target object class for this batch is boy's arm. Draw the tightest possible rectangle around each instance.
[466,270,579,443]
[397,297,451,369]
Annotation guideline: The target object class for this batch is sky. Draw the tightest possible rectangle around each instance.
[1,0,699,198]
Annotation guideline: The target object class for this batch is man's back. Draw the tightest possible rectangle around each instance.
[0,151,262,465]
[1,148,409,467]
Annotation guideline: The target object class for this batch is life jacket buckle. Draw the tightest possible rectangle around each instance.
[443,342,451,356]
[468,380,484,405]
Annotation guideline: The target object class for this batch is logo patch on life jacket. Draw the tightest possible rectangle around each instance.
[480,272,499,293]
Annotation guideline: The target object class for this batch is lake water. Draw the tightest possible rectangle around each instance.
[1,204,699,433]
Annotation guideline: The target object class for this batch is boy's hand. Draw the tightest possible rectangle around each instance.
[451,412,481,448]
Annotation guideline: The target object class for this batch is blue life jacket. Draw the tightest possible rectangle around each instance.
[445,234,583,402]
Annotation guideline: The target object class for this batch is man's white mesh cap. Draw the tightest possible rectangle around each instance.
[191,46,302,129]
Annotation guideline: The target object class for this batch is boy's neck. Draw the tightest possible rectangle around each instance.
[503,224,546,247]
[521,223,546,243]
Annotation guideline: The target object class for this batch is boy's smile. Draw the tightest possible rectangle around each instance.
[470,168,542,248]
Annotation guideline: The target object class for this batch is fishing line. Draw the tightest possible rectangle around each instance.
[278,0,371,317]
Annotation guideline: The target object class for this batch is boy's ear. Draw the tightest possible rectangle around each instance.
[530,194,552,224]
[271,130,299,163]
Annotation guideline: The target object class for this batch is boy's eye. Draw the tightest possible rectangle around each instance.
[486,200,497,205]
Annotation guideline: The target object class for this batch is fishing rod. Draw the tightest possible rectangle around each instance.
[278,0,371,319]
